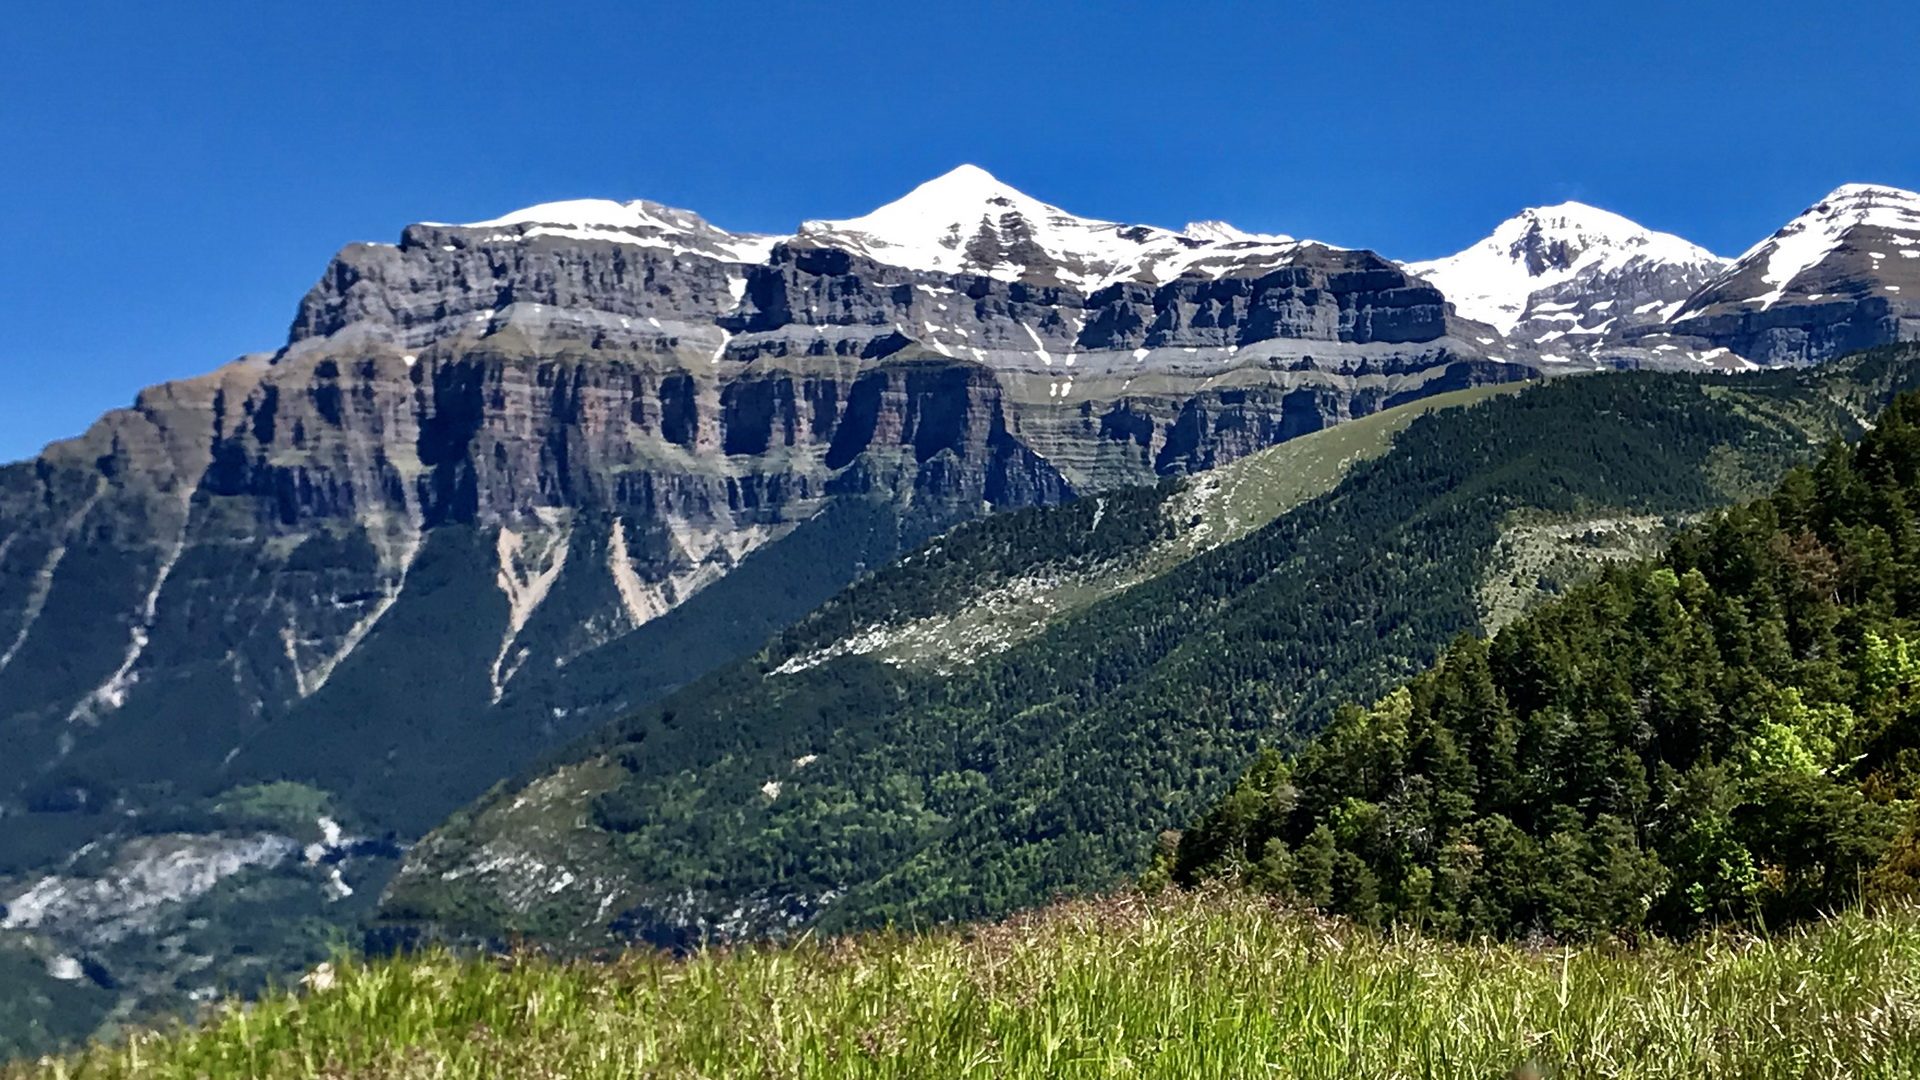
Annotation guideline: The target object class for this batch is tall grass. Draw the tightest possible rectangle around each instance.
[19,889,1920,1078]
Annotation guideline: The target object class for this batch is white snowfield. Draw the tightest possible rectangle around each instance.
[1684,184,1920,312]
[1405,201,1726,333]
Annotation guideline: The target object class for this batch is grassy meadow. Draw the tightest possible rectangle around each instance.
[17,888,1920,1079]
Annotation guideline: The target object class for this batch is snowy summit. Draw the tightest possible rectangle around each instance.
[444,198,777,264]
[799,164,1311,290]
[1408,202,1724,333]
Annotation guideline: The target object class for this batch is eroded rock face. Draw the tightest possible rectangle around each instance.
[1654,295,1920,368]
[1079,254,1450,350]
[0,341,1068,795]
[290,221,754,346]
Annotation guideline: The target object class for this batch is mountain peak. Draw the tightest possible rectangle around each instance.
[1506,200,1641,231]
[799,166,1162,288]
[798,168,1326,289]
[799,164,1085,262]
[830,164,1046,226]
[437,197,776,262]
[1814,182,1920,209]
[1409,201,1723,333]
[908,162,1017,198]
[1487,201,1717,263]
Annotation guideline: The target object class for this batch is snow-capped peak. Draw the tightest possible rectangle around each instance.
[432,168,1332,290]
[798,164,1175,289]
[438,197,777,263]
[803,164,1046,235]
[1408,201,1723,333]
[1689,183,1920,311]
[799,165,1314,290]
[463,198,682,232]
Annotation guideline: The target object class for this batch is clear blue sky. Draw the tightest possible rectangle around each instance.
[5,0,1919,463]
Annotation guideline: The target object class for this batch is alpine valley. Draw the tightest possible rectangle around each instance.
[5,167,1920,1055]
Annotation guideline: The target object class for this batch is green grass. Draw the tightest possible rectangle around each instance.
[25,890,1920,1079]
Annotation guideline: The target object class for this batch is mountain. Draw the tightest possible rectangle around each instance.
[10,165,1920,1053]
[1175,376,1920,942]
[1657,184,1920,365]
[381,346,1920,950]
[1406,201,1729,363]
[0,167,1520,1047]
[795,164,1314,290]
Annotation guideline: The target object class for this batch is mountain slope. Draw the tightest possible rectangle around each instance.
[383,345,1920,947]
[1661,184,1920,366]
[772,381,1524,675]
[1176,375,1920,941]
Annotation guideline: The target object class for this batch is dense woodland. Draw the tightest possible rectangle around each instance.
[396,347,1920,941]
[1174,385,1920,938]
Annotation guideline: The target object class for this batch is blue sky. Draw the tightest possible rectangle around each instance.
[4,0,1919,462]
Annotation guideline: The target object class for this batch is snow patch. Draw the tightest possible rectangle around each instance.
[46,955,85,982]
[451,199,777,263]
[68,502,191,724]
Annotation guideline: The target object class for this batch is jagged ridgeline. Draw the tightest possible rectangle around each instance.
[385,345,1920,947]
[1173,371,1920,938]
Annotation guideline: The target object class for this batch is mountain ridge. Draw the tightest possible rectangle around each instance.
[310,167,1920,373]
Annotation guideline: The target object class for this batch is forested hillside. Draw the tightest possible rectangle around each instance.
[1175,379,1920,939]
[385,346,1920,946]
